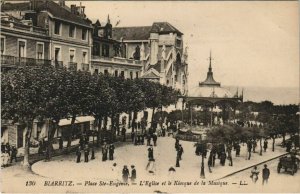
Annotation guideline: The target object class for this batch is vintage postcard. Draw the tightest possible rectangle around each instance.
[1,0,299,193]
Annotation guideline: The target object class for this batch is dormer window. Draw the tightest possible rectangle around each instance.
[69,25,75,38]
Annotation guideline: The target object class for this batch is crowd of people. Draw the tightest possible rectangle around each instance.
[1,142,18,168]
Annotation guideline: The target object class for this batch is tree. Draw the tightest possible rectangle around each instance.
[2,66,54,166]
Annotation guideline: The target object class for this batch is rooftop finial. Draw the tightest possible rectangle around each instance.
[209,50,213,72]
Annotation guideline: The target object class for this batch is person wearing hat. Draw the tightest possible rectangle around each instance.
[109,143,115,160]
[10,145,17,163]
[122,165,130,183]
[76,146,81,163]
[148,145,154,160]
[84,144,90,163]
[102,142,108,161]
[130,165,136,182]
[177,144,184,160]
[262,164,270,185]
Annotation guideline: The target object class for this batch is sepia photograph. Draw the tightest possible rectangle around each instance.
[0,0,299,193]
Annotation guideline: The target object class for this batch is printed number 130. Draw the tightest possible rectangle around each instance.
[26,181,36,186]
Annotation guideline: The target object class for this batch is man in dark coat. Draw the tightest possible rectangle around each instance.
[146,134,151,146]
[10,145,18,163]
[76,147,81,163]
[102,143,108,161]
[263,139,268,152]
[177,144,184,160]
[208,152,213,173]
[109,143,115,160]
[122,165,130,183]
[262,164,270,185]
[148,145,154,160]
[84,144,90,162]
[235,144,241,157]
[122,127,126,142]
[59,138,63,150]
[220,152,226,166]
[162,127,166,137]
[153,133,158,146]
[247,141,253,160]
[175,137,180,151]
[131,165,136,182]
[131,131,135,143]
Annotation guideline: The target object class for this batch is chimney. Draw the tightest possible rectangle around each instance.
[59,0,65,7]
[70,5,76,14]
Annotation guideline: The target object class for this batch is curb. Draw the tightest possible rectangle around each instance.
[214,152,291,181]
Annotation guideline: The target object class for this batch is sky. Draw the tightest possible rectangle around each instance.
[67,1,299,104]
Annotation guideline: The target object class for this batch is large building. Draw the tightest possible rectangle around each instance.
[113,22,189,95]
[1,0,93,71]
[1,1,189,148]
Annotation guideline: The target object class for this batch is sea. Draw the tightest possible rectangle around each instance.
[225,86,299,105]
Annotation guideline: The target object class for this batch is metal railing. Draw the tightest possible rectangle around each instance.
[68,62,77,71]
[1,55,51,67]
[81,63,89,71]
[92,56,143,66]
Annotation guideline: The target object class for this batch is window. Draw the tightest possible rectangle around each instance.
[18,40,26,57]
[54,47,60,61]
[54,21,61,35]
[36,43,44,59]
[130,72,133,80]
[69,25,75,38]
[94,69,99,75]
[176,38,182,48]
[120,71,125,78]
[114,70,118,77]
[69,49,75,62]
[175,75,178,82]
[104,69,108,75]
[0,37,5,54]
[93,43,100,56]
[102,44,109,57]
[82,51,87,63]
[136,72,139,78]
[82,28,87,40]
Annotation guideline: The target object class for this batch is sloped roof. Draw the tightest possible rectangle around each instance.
[2,1,92,27]
[150,22,183,35]
[141,68,161,79]
[113,26,152,41]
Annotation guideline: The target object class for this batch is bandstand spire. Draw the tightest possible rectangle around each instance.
[199,51,221,87]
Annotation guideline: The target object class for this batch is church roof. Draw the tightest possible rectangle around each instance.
[113,26,152,41]
[150,22,183,35]
[141,68,161,79]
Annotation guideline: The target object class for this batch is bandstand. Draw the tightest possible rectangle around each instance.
[185,52,243,127]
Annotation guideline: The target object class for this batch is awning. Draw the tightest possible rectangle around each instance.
[58,116,95,126]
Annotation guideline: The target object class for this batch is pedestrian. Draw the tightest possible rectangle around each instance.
[146,133,151,146]
[263,139,268,152]
[153,133,157,146]
[102,142,108,161]
[135,134,140,145]
[262,164,270,185]
[148,145,154,160]
[247,140,252,160]
[176,155,180,167]
[109,143,115,160]
[141,133,145,145]
[76,147,81,163]
[84,144,90,163]
[131,131,135,143]
[3,151,9,167]
[175,137,180,151]
[252,139,257,153]
[131,165,136,182]
[236,144,240,157]
[122,127,126,142]
[286,141,292,152]
[122,165,130,183]
[220,152,226,166]
[91,146,95,160]
[162,127,166,137]
[208,152,213,173]
[228,153,233,166]
[5,143,11,156]
[79,136,84,149]
[250,166,259,183]
[177,144,184,160]
[59,138,63,150]
[10,145,17,163]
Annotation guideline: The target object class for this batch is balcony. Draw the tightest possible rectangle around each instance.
[81,63,89,71]
[1,55,51,67]
[91,56,143,67]
[54,61,64,69]
[68,62,77,71]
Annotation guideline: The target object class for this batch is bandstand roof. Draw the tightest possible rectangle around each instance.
[186,52,242,105]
